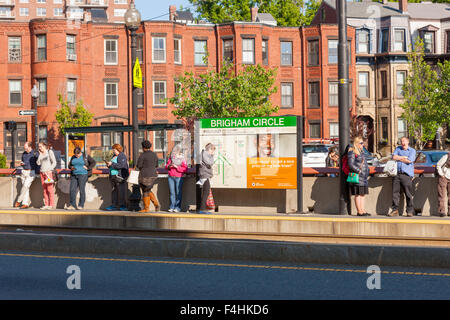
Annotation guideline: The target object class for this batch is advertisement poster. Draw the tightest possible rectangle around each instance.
[68,135,85,158]
[196,116,297,189]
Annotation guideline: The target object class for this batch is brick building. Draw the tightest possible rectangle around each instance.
[0,6,356,165]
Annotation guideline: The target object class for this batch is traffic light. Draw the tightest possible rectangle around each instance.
[5,121,17,132]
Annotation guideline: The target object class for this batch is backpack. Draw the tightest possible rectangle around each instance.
[342,154,350,176]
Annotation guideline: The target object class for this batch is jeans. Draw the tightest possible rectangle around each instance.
[70,174,88,208]
[168,176,184,210]
[111,178,127,208]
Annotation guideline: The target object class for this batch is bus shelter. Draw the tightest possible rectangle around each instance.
[63,123,186,169]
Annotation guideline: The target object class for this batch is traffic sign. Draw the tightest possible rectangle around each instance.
[133,57,142,88]
[19,110,37,116]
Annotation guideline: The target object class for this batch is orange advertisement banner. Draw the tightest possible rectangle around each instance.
[247,157,297,189]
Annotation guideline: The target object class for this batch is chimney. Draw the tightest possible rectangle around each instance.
[399,0,408,13]
[169,5,177,21]
[251,7,258,22]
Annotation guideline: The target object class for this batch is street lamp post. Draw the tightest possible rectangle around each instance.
[125,0,142,211]
[31,84,40,151]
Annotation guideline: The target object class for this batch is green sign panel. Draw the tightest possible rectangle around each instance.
[200,116,297,129]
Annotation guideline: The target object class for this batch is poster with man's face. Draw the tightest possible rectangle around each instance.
[196,117,297,189]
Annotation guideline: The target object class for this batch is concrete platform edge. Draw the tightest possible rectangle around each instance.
[1,232,449,269]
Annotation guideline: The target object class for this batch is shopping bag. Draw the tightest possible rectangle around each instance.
[127,170,139,185]
[206,189,215,210]
[44,173,55,184]
[383,160,398,177]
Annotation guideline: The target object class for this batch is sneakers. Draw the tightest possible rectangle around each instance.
[65,205,77,210]
[198,211,212,214]
[105,205,118,211]
[173,208,181,213]
[168,208,174,212]
[14,202,21,208]
[407,212,414,217]
[20,205,30,209]
[40,206,52,210]
[119,206,128,211]
[387,209,399,217]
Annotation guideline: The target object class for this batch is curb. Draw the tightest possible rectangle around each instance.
[1,231,450,268]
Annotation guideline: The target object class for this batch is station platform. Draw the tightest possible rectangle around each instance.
[1,209,450,244]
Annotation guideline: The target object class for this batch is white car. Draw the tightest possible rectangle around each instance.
[302,144,329,167]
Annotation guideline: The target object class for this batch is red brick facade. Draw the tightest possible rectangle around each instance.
[0,19,355,163]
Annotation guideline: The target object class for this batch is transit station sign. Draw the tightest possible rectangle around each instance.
[195,116,298,189]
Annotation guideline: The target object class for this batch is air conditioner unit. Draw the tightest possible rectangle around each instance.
[67,54,77,61]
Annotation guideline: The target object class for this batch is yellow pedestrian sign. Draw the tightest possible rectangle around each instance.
[133,57,142,88]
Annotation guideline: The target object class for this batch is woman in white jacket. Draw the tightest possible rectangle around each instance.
[36,142,57,210]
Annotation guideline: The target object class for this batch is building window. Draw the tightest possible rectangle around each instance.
[398,118,407,141]
[380,71,387,99]
[381,117,388,142]
[37,78,47,105]
[358,72,369,98]
[152,37,166,63]
[136,35,143,62]
[66,35,76,60]
[39,125,48,144]
[54,8,63,16]
[101,123,123,148]
[280,41,292,66]
[4,122,27,160]
[394,29,405,52]
[421,31,434,53]
[262,39,268,65]
[105,82,118,108]
[153,81,166,106]
[154,130,167,152]
[381,29,389,53]
[308,40,319,66]
[446,30,450,54]
[357,29,369,54]
[8,37,21,63]
[136,88,144,109]
[67,79,77,104]
[37,34,47,62]
[328,82,338,106]
[19,8,29,16]
[308,82,320,108]
[309,122,321,139]
[329,122,339,139]
[36,7,46,17]
[9,80,22,105]
[242,38,255,64]
[396,71,406,98]
[194,40,207,66]
[223,39,233,62]
[281,83,293,108]
[174,38,181,64]
[104,39,118,65]
[328,39,338,64]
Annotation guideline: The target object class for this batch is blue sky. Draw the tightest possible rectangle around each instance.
[135,0,193,21]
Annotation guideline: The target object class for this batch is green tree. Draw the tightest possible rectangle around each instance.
[55,94,94,136]
[168,59,279,129]
[400,38,440,149]
[189,0,320,27]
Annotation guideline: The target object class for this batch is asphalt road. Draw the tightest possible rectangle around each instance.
[0,250,449,302]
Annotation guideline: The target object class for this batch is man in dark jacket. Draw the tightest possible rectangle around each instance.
[15,142,39,209]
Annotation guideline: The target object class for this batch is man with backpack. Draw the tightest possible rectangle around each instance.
[437,152,450,217]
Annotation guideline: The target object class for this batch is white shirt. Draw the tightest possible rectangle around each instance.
[437,154,450,180]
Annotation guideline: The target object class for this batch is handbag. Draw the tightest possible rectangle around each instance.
[111,174,124,183]
[127,170,139,185]
[346,154,364,184]
[43,173,55,184]
[383,160,398,177]
[206,189,215,210]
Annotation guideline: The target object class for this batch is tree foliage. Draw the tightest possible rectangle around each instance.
[55,94,94,136]
[169,59,279,129]
[188,0,321,26]
[400,38,449,149]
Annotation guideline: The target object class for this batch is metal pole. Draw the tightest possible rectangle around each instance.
[296,116,304,214]
[34,97,39,151]
[130,28,139,167]
[338,0,350,215]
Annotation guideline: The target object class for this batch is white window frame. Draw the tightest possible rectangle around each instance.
[153,130,167,152]
[104,82,118,109]
[152,37,166,63]
[9,80,22,105]
[174,38,182,64]
[67,79,77,104]
[280,82,293,108]
[242,38,255,64]
[104,39,118,65]
[194,40,207,66]
[153,81,167,106]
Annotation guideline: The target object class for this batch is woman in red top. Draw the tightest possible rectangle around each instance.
[165,145,188,212]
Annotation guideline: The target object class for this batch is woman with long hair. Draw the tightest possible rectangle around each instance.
[347,136,371,216]
[136,140,160,213]
[36,142,57,210]
[165,144,188,212]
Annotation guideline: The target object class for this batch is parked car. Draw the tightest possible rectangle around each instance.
[415,150,448,167]
[303,144,329,167]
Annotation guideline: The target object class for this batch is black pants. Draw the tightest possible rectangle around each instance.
[111,179,127,208]
[392,173,414,214]
[199,179,211,211]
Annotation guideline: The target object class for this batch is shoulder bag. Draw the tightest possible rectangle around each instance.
[346,155,364,184]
